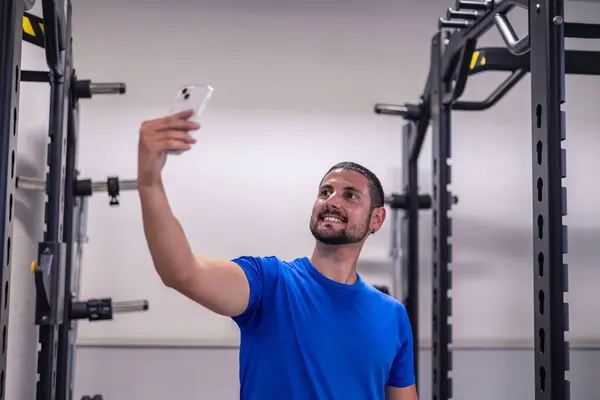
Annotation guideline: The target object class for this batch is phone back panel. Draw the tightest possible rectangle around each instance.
[169,84,213,122]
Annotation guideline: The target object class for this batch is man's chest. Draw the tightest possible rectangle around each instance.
[267,282,401,372]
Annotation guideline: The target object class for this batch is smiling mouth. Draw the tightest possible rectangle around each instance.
[321,215,345,224]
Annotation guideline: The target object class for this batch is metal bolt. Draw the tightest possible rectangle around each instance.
[553,16,564,25]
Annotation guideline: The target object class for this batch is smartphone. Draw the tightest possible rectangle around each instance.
[169,84,214,123]
[167,84,213,155]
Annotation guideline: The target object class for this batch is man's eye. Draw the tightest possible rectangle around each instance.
[347,192,358,200]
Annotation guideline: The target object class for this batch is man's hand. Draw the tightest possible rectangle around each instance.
[137,109,199,188]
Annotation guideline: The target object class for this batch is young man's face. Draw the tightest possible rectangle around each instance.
[309,169,378,245]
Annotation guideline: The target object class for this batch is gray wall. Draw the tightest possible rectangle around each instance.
[8,0,600,399]
[65,0,600,348]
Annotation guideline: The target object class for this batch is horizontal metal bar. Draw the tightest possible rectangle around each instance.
[16,176,45,191]
[456,0,494,11]
[73,79,127,99]
[21,70,50,83]
[113,300,149,314]
[470,48,600,76]
[564,22,600,39]
[17,176,138,193]
[564,50,600,75]
[374,103,410,116]
[468,47,527,74]
[90,82,126,95]
[446,8,481,21]
[453,69,527,111]
[91,179,137,192]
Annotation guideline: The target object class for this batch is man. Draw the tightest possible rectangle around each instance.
[137,109,418,400]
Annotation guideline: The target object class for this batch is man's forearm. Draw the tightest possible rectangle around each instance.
[139,183,196,286]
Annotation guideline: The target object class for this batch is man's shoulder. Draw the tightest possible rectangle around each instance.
[362,284,409,321]
[249,255,308,267]
[231,255,308,274]
[363,282,404,305]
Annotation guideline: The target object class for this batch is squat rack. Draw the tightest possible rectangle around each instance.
[0,1,147,399]
[376,0,600,399]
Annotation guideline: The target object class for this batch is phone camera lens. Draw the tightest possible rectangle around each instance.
[184,93,190,100]
[181,88,188,94]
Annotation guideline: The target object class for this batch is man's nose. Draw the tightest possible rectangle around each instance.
[325,193,343,208]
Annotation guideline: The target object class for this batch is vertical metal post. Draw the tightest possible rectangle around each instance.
[401,121,419,390]
[529,1,570,399]
[35,1,70,399]
[0,0,23,398]
[430,31,453,400]
[56,29,78,400]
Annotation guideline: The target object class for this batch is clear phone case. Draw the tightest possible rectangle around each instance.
[169,84,214,122]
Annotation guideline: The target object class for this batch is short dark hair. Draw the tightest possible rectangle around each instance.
[322,161,385,209]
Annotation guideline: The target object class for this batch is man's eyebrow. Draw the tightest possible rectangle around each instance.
[343,185,361,193]
[320,184,363,193]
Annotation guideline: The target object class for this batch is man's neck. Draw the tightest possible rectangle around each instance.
[309,242,362,285]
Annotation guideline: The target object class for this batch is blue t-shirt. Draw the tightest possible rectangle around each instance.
[231,255,415,400]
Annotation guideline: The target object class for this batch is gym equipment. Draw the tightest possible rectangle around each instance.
[17,176,138,206]
[383,192,458,387]
[374,1,600,399]
[1,1,148,399]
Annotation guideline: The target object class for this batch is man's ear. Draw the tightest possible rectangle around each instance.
[371,207,387,233]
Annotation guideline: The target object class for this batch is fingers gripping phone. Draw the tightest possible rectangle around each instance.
[168,84,213,154]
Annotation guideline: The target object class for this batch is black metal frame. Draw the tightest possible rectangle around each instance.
[382,124,427,391]
[0,1,25,398]
[384,132,458,395]
[429,31,454,400]
[1,2,144,399]
[56,30,82,400]
[529,1,570,399]
[400,121,421,391]
[374,0,600,399]
[34,3,71,400]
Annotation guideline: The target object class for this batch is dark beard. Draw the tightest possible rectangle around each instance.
[309,209,371,245]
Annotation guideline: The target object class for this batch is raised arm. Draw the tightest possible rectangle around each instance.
[137,110,250,317]
[139,183,250,316]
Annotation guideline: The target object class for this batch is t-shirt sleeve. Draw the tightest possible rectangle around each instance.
[230,255,278,331]
[387,305,416,388]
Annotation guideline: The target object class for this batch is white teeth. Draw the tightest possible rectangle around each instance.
[324,216,343,223]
